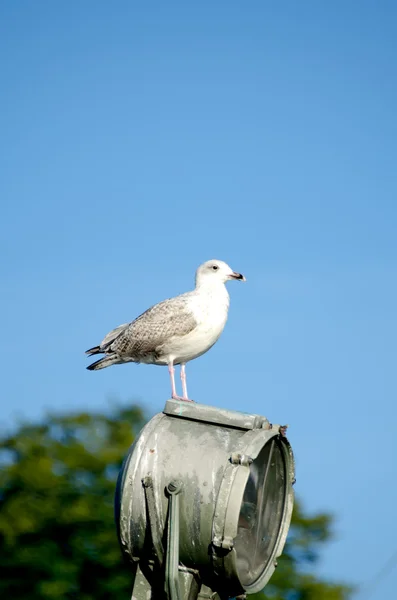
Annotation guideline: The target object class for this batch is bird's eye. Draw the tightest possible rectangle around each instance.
[212,265,219,271]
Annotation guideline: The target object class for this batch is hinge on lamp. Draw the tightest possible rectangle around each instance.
[212,535,234,551]
[229,453,253,466]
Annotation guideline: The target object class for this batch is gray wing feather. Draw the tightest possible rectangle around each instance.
[100,323,129,349]
[110,297,197,358]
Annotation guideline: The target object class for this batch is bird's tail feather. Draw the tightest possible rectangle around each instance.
[87,354,120,371]
[85,346,101,356]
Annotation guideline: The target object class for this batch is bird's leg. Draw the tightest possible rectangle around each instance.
[180,363,191,401]
[168,363,179,399]
[168,362,193,402]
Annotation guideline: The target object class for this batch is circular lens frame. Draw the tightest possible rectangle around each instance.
[235,438,288,588]
[211,431,294,596]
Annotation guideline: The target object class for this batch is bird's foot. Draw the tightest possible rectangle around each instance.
[171,394,195,403]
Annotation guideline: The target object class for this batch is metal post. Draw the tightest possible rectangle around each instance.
[165,480,183,600]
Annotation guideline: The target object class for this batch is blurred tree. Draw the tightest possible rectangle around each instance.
[0,406,351,600]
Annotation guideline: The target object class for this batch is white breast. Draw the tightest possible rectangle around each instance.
[159,285,230,365]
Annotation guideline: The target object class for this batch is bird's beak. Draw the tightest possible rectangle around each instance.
[229,271,246,281]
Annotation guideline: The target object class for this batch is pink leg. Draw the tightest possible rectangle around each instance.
[180,364,190,400]
[168,362,193,402]
[168,363,179,399]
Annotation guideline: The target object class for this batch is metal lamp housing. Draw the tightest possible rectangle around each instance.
[116,400,295,597]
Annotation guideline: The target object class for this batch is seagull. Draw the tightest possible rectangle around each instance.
[85,259,245,401]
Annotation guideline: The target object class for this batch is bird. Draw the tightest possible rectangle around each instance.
[85,259,245,401]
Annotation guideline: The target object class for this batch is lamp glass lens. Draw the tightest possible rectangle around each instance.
[235,439,286,587]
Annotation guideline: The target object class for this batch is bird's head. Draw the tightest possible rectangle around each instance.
[195,259,246,288]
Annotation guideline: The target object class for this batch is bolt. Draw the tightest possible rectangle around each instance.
[167,480,182,494]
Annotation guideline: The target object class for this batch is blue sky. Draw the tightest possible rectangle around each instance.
[1,1,396,597]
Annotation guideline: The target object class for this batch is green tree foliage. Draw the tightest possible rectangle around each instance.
[0,406,351,599]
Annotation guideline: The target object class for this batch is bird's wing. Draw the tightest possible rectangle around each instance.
[99,323,129,349]
[110,296,197,357]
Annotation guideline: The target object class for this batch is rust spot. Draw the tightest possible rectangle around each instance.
[149,449,155,453]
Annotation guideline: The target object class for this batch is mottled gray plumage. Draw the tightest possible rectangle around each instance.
[108,297,196,358]
[86,295,197,368]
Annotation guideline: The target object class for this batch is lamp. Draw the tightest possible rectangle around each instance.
[116,400,295,599]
